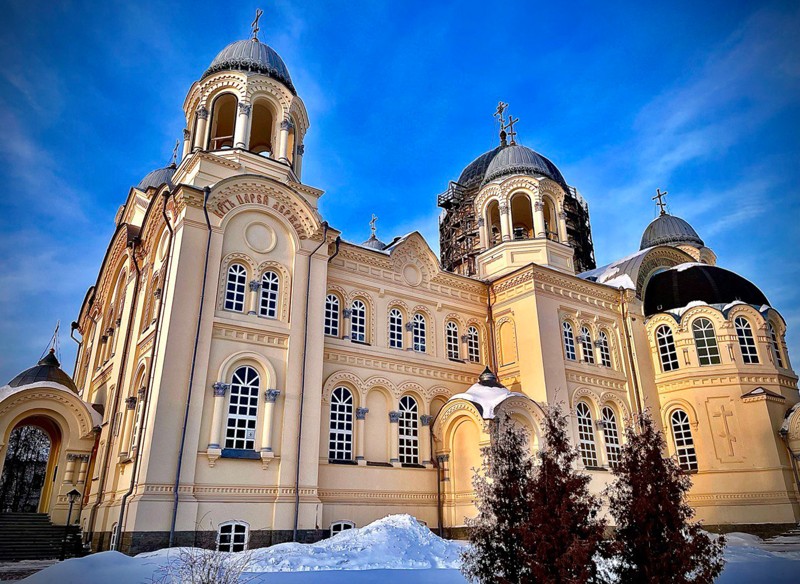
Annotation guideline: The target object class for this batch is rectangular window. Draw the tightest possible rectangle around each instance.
[217,523,248,552]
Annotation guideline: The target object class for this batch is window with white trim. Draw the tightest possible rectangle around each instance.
[576,402,598,467]
[601,406,620,468]
[328,387,354,461]
[734,317,759,364]
[692,318,721,366]
[656,325,679,371]
[350,300,366,342]
[412,313,426,353]
[217,521,248,552]
[130,393,145,453]
[768,322,784,368]
[330,520,355,535]
[399,395,419,464]
[258,270,280,318]
[467,326,480,363]
[446,321,460,360]
[580,326,595,364]
[324,294,340,337]
[670,409,698,471]
[389,309,404,349]
[597,331,612,368]
[224,263,247,312]
[563,322,576,361]
[224,366,260,450]
[109,522,118,550]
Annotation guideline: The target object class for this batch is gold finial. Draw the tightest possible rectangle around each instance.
[504,113,519,146]
[653,188,668,215]
[171,140,180,166]
[251,8,264,41]
[369,214,378,237]
[495,102,508,145]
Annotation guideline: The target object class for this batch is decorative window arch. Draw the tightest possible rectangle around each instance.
[768,322,785,368]
[399,395,419,464]
[576,402,598,467]
[328,387,354,461]
[467,325,481,363]
[258,270,280,318]
[389,309,404,349]
[670,409,698,471]
[562,321,576,361]
[350,299,367,343]
[692,318,721,366]
[412,313,426,353]
[656,325,679,372]
[217,521,249,552]
[324,294,340,337]
[446,321,460,360]
[601,406,620,468]
[580,326,595,364]
[224,263,247,312]
[597,331,612,368]
[225,366,260,450]
[330,520,355,535]
[734,317,759,364]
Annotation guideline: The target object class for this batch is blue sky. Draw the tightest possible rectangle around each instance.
[0,0,798,382]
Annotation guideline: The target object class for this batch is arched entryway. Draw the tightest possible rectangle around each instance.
[0,417,60,513]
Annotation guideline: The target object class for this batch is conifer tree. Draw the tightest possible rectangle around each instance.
[606,410,725,584]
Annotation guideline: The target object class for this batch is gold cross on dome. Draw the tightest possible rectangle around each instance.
[653,188,668,215]
[369,214,378,236]
[251,8,264,40]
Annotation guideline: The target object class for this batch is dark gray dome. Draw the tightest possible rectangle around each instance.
[482,144,569,190]
[640,213,704,250]
[361,234,387,250]
[6,349,79,394]
[136,164,176,191]
[457,146,504,189]
[203,39,296,94]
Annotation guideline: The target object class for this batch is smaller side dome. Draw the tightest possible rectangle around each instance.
[361,234,387,250]
[448,367,526,419]
[640,213,704,250]
[482,144,569,190]
[136,164,176,192]
[6,349,79,394]
[203,39,296,94]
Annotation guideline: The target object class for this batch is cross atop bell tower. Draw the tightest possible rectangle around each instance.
[653,188,668,215]
[251,8,264,41]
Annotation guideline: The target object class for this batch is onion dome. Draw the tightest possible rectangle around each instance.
[448,367,526,419]
[361,234,387,250]
[203,39,296,94]
[136,164,176,191]
[640,213,704,250]
[482,144,569,190]
[6,349,79,394]
[644,263,769,316]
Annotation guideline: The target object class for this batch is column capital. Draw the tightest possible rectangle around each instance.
[154,287,163,299]
[420,414,433,426]
[498,202,509,215]
[125,396,137,410]
[476,217,485,227]
[238,102,252,115]
[534,200,544,212]
[183,128,190,140]
[343,308,352,318]
[264,389,281,403]
[437,453,449,463]
[66,453,80,462]
[212,382,229,397]
[356,407,369,420]
[280,118,292,131]
[249,279,261,292]
[297,144,305,155]
[389,411,400,423]
[196,106,209,120]
[558,211,567,220]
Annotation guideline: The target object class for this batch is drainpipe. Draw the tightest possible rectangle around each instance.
[292,224,330,542]
[619,288,644,418]
[486,282,498,372]
[116,189,176,551]
[169,186,212,547]
[69,322,82,380]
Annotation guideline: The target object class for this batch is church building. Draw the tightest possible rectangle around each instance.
[1,22,799,555]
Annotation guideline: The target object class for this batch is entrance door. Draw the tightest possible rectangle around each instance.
[0,425,53,512]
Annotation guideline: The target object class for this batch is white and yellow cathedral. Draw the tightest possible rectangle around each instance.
[1,27,799,554]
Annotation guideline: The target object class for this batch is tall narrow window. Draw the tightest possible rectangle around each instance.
[467,326,481,363]
[656,325,679,372]
[412,313,426,353]
[692,318,721,366]
[217,522,248,552]
[768,323,784,368]
[670,409,698,471]
[576,402,598,467]
[399,396,419,464]
[446,321,460,360]
[601,406,620,468]
[225,366,259,450]
[562,322,576,361]
[580,327,595,364]
[350,300,366,342]
[130,392,145,453]
[734,317,759,364]
[109,523,118,550]
[208,93,237,150]
[324,294,340,337]
[224,264,247,312]
[259,271,280,318]
[388,309,404,349]
[328,387,353,461]
[597,331,612,368]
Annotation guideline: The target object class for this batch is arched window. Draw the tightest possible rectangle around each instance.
[258,271,280,318]
[412,313,426,353]
[562,321,576,361]
[734,317,759,364]
[467,326,481,363]
[130,390,145,454]
[328,387,354,461]
[330,520,355,535]
[446,321,460,360]
[543,197,558,241]
[109,522,118,550]
[217,521,248,552]
[388,309,404,349]
[601,406,620,468]
[399,396,419,464]
[656,325,679,371]
[350,300,366,342]
[208,93,237,150]
[224,264,247,312]
[597,331,612,368]
[576,402,598,467]
[580,327,595,364]
[670,409,698,471]
[768,322,784,368]
[324,294,340,337]
[225,366,260,451]
[692,318,721,366]
[248,100,275,155]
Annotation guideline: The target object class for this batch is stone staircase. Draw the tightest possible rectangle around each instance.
[0,513,82,561]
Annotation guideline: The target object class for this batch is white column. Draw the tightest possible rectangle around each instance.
[294,143,305,178]
[557,210,569,242]
[278,119,290,161]
[533,199,546,238]
[261,389,280,453]
[499,202,512,241]
[248,280,261,316]
[356,407,368,465]
[389,411,400,467]
[64,454,77,484]
[182,128,191,161]
[477,217,488,249]
[420,415,433,467]
[208,382,228,450]
[234,103,251,149]
[193,107,209,151]
[76,455,90,485]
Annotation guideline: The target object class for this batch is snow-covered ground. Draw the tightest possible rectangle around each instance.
[11,515,800,583]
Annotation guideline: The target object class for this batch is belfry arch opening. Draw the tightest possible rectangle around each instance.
[543,197,558,241]
[286,120,297,165]
[0,416,60,513]
[208,93,237,150]
[249,99,277,156]
[486,200,502,246]
[510,193,533,240]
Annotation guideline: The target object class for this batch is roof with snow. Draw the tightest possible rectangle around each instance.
[447,367,527,419]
